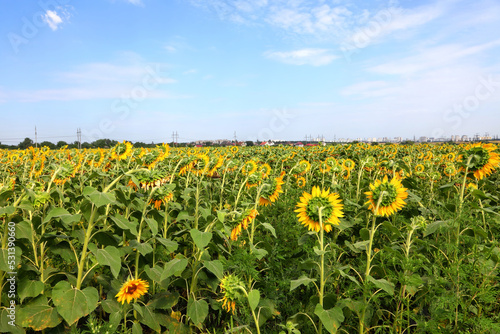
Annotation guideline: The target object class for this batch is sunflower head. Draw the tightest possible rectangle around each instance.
[365,175,408,217]
[111,141,133,161]
[115,278,149,304]
[294,186,344,233]
[219,274,244,314]
[461,143,500,180]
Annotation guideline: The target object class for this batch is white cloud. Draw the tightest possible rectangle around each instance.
[43,10,63,31]
[265,48,338,66]
[5,59,180,102]
[369,39,500,75]
[126,0,144,6]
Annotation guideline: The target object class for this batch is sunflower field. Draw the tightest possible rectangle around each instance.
[1,141,500,333]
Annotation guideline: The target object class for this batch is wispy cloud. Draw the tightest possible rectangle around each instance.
[126,0,144,6]
[43,10,64,31]
[5,58,180,102]
[265,48,338,66]
[369,39,500,75]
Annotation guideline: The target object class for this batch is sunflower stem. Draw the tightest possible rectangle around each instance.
[318,207,325,334]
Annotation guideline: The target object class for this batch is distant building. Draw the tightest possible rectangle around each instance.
[461,135,468,142]
[419,136,428,142]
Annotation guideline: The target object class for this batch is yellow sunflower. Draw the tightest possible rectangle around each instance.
[218,274,243,314]
[115,278,149,304]
[242,160,258,175]
[111,141,133,161]
[231,209,259,241]
[462,143,500,180]
[294,186,344,233]
[259,171,285,206]
[365,175,408,217]
[296,176,306,188]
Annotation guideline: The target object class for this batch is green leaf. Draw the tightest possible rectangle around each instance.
[132,322,143,334]
[18,279,44,303]
[250,245,268,260]
[261,223,277,238]
[290,275,316,291]
[248,289,260,311]
[176,211,193,222]
[17,297,62,331]
[149,291,179,310]
[0,206,15,216]
[0,247,22,272]
[51,281,98,326]
[161,258,189,281]
[129,240,153,255]
[190,229,212,249]
[314,304,344,334]
[138,303,161,332]
[111,214,138,236]
[145,265,164,283]
[367,276,394,296]
[43,207,80,226]
[187,299,208,326]
[87,189,116,208]
[203,260,223,279]
[101,299,121,314]
[145,217,158,237]
[157,237,178,253]
[216,210,226,223]
[15,220,32,240]
[90,246,122,278]
[424,220,450,237]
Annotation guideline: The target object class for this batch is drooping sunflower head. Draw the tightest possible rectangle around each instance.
[115,278,149,304]
[461,143,500,180]
[365,175,408,217]
[443,163,458,177]
[219,274,244,314]
[241,160,258,175]
[297,160,311,175]
[230,208,259,241]
[259,171,285,206]
[294,186,344,233]
[149,184,175,209]
[342,159,355,171]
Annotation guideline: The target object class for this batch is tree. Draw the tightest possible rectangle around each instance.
[18,137,33,150]
[40,141,56,149]
[56,141,68,148]
[245,141,254,146]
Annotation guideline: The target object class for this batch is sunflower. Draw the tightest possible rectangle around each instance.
[115,278,149,304]
[365,175,408,217]
[191,154,211,176]
[259,171,285,206]
[294,186,344,233]
[297,160,311,175]
[342,159,355,171]
[462,143,500,180]
[414,164,425,174]
[318,161,331,174]
[111,141,133,161]
[149,188,174,209]
[230,209,259,241]
[443,163,458,177]
[218,274,243,314]
[296,176,306,188]
[242,160,258,175]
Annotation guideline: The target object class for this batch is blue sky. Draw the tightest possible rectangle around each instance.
[1,0,500,144]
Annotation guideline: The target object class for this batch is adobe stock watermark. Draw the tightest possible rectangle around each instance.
[5,221,17,327]
[340,4,400,62]
[7,0,71,54]
[432,74,500,139]
[82,64,169,142]
[247,108,296,143]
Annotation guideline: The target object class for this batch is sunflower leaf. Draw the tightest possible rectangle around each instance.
[290,275,316,291]
[187,298,208,326]
[314,304,344,334]
[260,223,277,238]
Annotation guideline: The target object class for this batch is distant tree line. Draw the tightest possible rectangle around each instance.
[0,138,194,150]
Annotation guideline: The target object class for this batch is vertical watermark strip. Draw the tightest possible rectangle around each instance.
[6,221,17,326]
